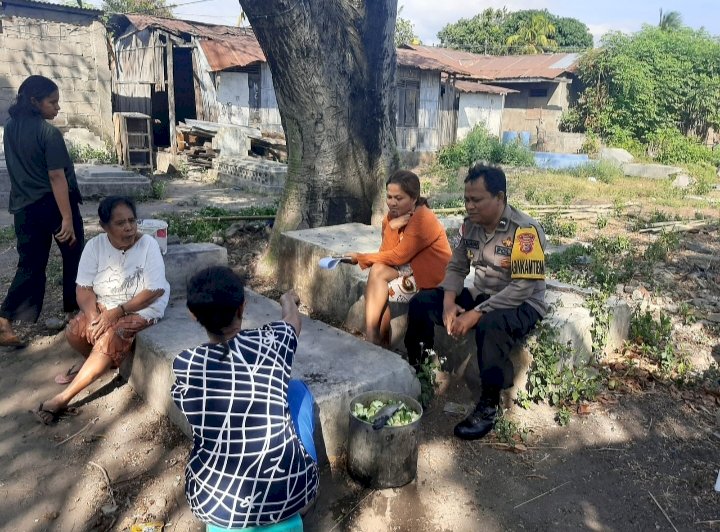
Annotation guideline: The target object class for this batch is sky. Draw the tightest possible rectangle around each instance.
[88,0,719,44]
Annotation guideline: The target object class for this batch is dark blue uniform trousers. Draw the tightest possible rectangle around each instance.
[405,287,541,399]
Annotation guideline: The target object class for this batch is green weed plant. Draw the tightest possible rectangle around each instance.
[629,309,688,375]
[164,205,276,243]
[519,324,601,410]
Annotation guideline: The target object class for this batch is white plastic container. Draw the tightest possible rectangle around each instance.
[138,219,168,255]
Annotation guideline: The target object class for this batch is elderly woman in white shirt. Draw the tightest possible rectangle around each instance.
[33,196,169,424]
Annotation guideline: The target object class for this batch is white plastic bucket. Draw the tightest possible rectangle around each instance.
[138,219,168,255]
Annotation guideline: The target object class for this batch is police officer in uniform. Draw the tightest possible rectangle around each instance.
[405,163,547,440]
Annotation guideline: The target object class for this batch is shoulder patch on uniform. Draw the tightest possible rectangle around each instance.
[511,226,545,280]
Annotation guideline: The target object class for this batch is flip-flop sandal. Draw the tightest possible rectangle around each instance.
[54,364,79,385]
[30,403,79,425]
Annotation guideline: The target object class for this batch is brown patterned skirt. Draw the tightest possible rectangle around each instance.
[66,311,155,367]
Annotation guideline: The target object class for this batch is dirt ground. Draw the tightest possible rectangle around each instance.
[0,177,719,532]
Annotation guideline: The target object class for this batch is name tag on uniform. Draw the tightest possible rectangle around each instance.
[495,246,512,257]
[463,239,480,249]
[510,226,545,279]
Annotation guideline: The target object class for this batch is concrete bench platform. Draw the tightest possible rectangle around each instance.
[123,241,418,463]
[122,292,419,464]
[274,223,631,397]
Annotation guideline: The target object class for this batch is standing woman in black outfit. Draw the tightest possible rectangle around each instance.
[0,75,84,346]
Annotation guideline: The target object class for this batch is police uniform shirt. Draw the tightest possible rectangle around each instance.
[440,204,548,318]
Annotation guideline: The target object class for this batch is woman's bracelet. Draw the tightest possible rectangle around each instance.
[119,304,128,316]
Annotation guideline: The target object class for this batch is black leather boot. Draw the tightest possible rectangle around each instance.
[453,398,498,440]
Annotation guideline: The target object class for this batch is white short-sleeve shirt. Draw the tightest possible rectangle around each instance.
[76,233,170,320]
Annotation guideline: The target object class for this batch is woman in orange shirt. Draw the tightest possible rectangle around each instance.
[348,170,451,349]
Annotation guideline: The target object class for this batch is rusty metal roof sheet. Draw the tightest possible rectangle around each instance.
[121,14,254,40]
[396,48,470,76]
[454,80,518,95]
[403,45,580,81]
[199,37,265,71]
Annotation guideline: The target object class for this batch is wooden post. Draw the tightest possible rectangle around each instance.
[166,35,177,154]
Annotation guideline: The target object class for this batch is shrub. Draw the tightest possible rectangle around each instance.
[559,108,584,133]
[69,143,117,164]
[629,309,686,374]
[437,125,535,169]
[565,161,623,184]
[580,130,601,158]
[685,162,718,195]
[606,126,645,158]
[498,139,536,166]
[646,128,720,166]
[519,324,601,408]
[540,213,577,238]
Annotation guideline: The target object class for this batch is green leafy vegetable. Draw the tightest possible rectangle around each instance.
[351,400,420,427]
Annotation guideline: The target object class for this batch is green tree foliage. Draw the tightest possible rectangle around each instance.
[438,8,592,54]
[569,26,720,164]
[437,8,508,54]
[395,17,420,46]
[506,13,558,54]
[102,0,173,17]
[504,10,593,51]
[658,9,684,31]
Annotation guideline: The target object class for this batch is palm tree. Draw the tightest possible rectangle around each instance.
[659,9,683,31]
[506,14,557,54]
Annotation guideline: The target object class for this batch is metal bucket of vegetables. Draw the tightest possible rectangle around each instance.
[347,390,423,488]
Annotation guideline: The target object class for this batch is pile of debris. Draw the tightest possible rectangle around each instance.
[176,119,219,168]
[175,119,287,166]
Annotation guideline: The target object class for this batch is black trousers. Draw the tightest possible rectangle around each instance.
[0,193,84,322]
[405,288,541,397]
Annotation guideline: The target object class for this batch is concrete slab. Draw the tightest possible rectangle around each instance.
[214,156,287,194]
[122,291,420,464]
[75,164,152,198]
[622,163,682,179]
[163,243,228,298]
[276,222,631,375]
[599,147,634,166]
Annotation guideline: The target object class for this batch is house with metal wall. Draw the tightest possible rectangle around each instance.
[110,14,279,152]
[400,44,582,148]
[110,15,516,156]
[0,0,113,140]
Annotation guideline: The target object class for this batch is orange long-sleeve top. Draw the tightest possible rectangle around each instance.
[356,204,452,289]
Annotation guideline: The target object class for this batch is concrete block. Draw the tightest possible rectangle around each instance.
[622,163,682,179]
[214,126,251,158]
[123,291,420,463]
[599,147,634,166]
[275,224,378,320]
[545,306,594,364]
[163,243,228,298]
[276,223,632,397]
[64,128,105,151]
[671,174,694,188]
[606,296,631,355]
[214,156,287,194]
[155,152,178,174]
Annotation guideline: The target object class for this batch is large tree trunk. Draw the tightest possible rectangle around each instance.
[238,0,398,245]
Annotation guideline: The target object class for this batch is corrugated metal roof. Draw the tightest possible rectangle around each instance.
[122,14,254,40]
[397,48,470,76]
[199,37,265,72]
[402,45,580,81]
[2,0,102,16]
[454,80,518,95]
